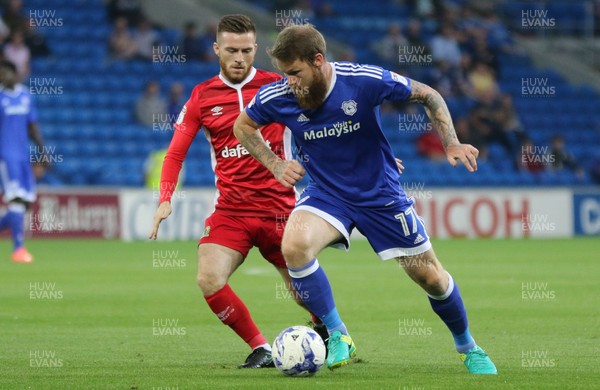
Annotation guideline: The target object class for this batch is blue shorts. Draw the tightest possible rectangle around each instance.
[293,186,431,260]
[0,159,36,203]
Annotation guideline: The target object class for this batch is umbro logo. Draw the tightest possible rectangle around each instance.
[414,234,425,245]
[297,113,309,122]
[211,106,223,116]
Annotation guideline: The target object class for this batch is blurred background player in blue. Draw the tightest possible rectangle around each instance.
[0,60,45,263]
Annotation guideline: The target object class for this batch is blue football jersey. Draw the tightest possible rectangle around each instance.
[246,62,412,207]
[0,85,38,161]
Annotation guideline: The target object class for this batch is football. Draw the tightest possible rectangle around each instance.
[272,325,326,376]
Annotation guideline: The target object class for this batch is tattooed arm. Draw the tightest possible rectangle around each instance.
[408,80,479,172]
[233,111,305,187]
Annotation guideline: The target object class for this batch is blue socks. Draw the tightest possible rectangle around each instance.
[288,258,348,336]
[0,203,25,250]
[427,272,476,353]
[287,259,473,351]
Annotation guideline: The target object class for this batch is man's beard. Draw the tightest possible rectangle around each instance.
[220,59,250,84]
[294,68,327,110]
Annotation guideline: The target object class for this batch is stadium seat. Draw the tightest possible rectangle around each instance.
[25,0,599,186]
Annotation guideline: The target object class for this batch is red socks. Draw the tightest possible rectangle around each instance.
[204,284,268,350]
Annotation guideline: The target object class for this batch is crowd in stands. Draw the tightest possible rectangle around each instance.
[0,0,50,82]
[107,0,215,63]
[368,1,584,178]
[111,0,592,181]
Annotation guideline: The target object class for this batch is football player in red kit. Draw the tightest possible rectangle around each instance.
[149,14,324,368]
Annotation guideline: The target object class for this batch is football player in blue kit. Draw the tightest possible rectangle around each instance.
[233,24,496,374]
[0,60,45,263]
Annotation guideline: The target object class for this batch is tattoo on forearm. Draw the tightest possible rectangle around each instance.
[409,81,459,148]
[237,127,277,171]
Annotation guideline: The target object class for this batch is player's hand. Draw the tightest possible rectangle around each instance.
[272,159,305,188]
[395,158,404,174]
[446,143,478,172]
[149,201,172,240]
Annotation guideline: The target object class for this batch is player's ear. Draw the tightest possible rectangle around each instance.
[213,41,219,57]
[313,53,324,67]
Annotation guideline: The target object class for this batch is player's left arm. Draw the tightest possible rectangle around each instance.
[28,122,48,167]
[28,122,45,148]
[408,80,478,172]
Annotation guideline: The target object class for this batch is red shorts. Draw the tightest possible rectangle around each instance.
[199,211,287,269]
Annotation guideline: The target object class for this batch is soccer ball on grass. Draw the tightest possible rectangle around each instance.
[272,325,326,376]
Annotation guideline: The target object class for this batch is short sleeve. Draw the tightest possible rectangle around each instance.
[244,83,280,126]
[373,69,412,105]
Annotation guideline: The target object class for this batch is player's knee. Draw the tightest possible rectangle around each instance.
[197,271,226,296]
[411,269,447,295]
[402,260,444,293]
[281,238,313,268]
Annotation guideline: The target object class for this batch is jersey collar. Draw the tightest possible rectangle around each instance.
[324,62,337,101]
[218,67,257,90]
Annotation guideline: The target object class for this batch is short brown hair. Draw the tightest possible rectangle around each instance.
[217,14,256,35]
[268,24,326,65]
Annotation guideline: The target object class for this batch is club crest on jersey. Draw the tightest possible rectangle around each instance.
[211,106,223,116]
[202,225,211,238]
[176,106,186,124]
[341,100,357,116]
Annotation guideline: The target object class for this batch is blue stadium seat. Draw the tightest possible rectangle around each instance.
[24,0,600,186]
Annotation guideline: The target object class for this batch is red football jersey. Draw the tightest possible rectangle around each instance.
[159,68,295,217]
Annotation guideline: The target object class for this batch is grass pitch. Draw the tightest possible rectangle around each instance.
[1,238,599,389]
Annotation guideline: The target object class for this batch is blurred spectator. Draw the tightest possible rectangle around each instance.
[479,7,515,54]
[456,3,481,33]
[132,17,161,60]
[2,0,26,33]
[417,130,446,161]
[181,21,209,62]
[517,138,544,174]
[314,2,335,18]
[198,23,218,62]
[337,48,356,62]
[371,23,407,64]
[144,147,184,190]
[467,61,498,99]
[167,82,184,119]
[405,19,429,51]
[0,18,9,44]
[107,0,143,25]
[467,28,499,76]
[296,0,315,20]
[109,17,136,60]
[429,23,462,67]
[591,157,600,184]
[468,91,518,155]
[548,134,584,178]
[494,94,526,142]
[429,59,469,97]
[1,0,50,57]
[23,24,51,57]
[407,0,445,19]
[135,81,166,127]
[3,31,30,81]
